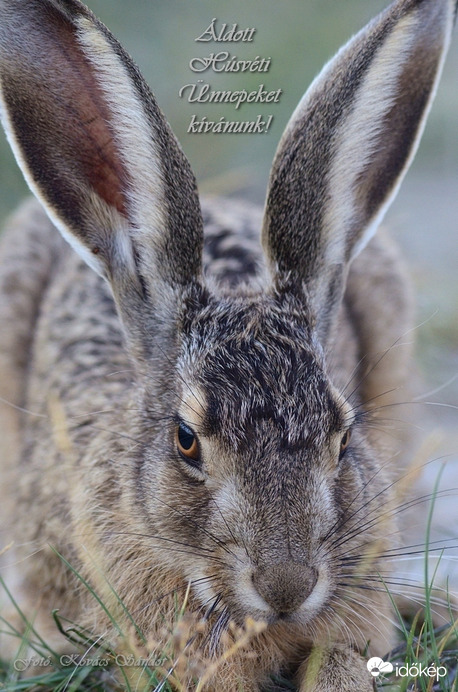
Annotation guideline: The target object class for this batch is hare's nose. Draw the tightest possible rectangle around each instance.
[252,563,318,617]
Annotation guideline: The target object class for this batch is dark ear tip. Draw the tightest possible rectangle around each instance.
[0,0,88,37]
[43,0,92,19]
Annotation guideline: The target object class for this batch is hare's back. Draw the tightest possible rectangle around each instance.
[0,199,127,422]
[201,197,264,287]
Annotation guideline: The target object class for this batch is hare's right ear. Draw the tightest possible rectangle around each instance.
[262,0,456,345]
[0,0,203,349]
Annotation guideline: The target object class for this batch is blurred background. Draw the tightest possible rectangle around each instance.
[0,0,456,552]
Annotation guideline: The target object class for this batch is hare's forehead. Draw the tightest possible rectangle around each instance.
[177,334,349,448]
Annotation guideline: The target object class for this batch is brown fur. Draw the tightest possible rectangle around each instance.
[0,0,456,689]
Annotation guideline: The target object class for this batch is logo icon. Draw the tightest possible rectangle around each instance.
[367,657,394,677]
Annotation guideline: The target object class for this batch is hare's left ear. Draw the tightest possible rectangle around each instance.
[262,0,456,344]
[0,0,203,353]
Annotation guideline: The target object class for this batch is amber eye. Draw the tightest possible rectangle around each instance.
[339,429,352,460]
[176,422,200,465]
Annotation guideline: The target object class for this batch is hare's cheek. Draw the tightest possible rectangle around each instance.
[185,565,221,608]
[335,451,368,509]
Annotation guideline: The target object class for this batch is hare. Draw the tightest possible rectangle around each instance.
[0,0,456,689]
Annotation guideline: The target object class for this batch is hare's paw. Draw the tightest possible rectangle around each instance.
[297,645,375,692]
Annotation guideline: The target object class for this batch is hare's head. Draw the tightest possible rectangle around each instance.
[149,287,362,625]
[0,0,456,631]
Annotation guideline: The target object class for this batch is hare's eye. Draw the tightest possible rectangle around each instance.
[339,429,352,460]
[176,422,200,465]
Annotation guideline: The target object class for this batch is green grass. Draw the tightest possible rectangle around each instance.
[1,584,456,690]
[2,601,456,692]
[1,601,456,691]
[374,468,458,692]
[375,615,458,691]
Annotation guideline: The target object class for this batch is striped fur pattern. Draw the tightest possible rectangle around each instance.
[0,0,456,689]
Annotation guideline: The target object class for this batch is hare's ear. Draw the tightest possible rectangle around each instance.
[263,0,456,345]
[0,0,203,346]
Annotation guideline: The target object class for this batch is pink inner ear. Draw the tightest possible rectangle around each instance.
[6,3,130,221]
[55,23,129,219]
[76,92,128,218]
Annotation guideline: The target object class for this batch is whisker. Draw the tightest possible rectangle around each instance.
[341,537,458,560]
[322,449,452,549]
[333,489,458,556]
[344,547,458,563]
[324,605,359,649]
[154,497,242,564]
[320,451,401,544]
[206,607,231,656]
[412,374,458,402]
[348,386,400,415]
[0,395,47,418]
[334,596,390,646]
[108,530,221,557]
[339,583,454,622]
[362,400,458,417]
[341,316,425,403]
[328,462,458,553]
[210,497,247,558]
[105,533,226,567]
[337,589,401,635]
[130,575,220,619]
